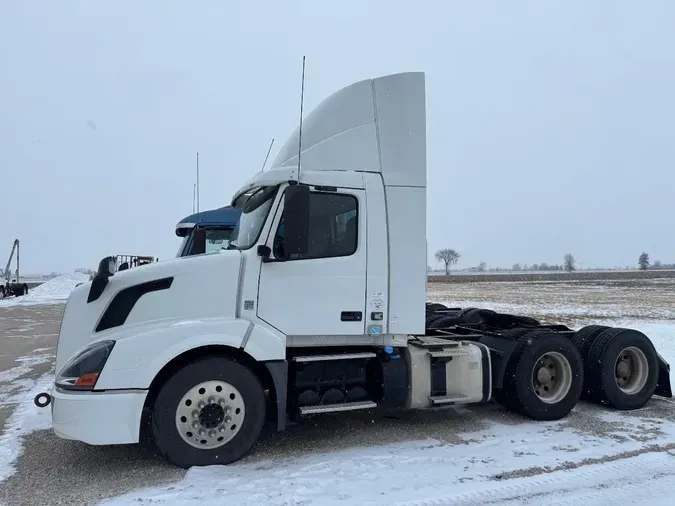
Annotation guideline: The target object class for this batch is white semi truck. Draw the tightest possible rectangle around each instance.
[34,71,671,469]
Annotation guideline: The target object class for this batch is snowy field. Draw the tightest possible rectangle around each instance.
[0,275,674,505]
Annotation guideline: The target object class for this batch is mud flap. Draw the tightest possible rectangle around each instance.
[265,360,288,431]
[654,353,672,398]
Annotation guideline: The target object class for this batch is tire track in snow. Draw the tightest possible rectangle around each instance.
[491,441,675,480]
[392,450,675,505]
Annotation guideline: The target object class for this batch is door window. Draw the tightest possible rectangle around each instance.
[273,192,358,260]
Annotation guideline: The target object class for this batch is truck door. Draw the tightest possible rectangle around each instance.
[257,188,367,336]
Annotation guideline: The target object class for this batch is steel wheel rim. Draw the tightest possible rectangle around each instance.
[531,351,573,404]
[614,346,649,395]
[175,380,245,450]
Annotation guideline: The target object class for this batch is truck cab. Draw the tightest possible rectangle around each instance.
[40,71,671,470]
[175,206,242,258]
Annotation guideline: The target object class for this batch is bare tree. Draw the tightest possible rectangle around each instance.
[435,248,460,275]
[477,261,487,272]
[638,252,650,271]
[563,254,576,272]
[512,263,522,272]
[654,260,663,269]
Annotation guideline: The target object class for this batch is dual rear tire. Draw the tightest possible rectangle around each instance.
[496,325,660,419]
[575,326,658,410]
[496,330,584,421]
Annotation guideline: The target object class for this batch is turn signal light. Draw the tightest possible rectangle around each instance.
[74,372,100,388]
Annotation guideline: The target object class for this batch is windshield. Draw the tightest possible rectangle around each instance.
[228,185,279,250]
[175,227,235,258]
[175,235,190,258]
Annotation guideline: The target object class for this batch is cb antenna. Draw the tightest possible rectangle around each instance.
[292,56,306,184]
[196,152,200,212]
[260,138,275,173]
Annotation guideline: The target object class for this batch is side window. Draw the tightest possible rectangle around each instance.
[204,229,233,254]
[273,192,358,260]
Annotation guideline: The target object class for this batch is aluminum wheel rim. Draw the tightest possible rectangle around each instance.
[175,380,245,450]
[531,351,573,404]
[614,346,649,395]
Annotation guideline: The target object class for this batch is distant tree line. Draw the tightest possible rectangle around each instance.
[431,248,674,273]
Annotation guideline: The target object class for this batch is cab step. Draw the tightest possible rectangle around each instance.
[414,336,483,348]
[298,400,377,415]
[292,352,376,363]
[430,394,473,405]
[428,349,472,358]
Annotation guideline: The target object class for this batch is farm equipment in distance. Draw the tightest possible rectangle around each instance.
[84,255,158,281]
[1,239,29,299]
[114,255,158,272]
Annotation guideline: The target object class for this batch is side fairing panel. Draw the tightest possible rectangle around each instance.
[386,185,426,335]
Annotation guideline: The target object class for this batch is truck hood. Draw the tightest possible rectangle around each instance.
[55,251,242,374]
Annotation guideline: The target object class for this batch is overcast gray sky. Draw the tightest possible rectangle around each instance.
[2,1,674,274]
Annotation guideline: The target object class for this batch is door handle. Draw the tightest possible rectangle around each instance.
[341,311,362,322]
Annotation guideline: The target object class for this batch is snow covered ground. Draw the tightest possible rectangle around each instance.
[0,272,89,307]
[98,280,675,506]
[0,277,673,505]
[0,371,53,482]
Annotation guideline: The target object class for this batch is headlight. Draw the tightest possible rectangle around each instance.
[56,340,115,391]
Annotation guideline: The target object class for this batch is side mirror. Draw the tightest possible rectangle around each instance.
[193,228,206,255]
[97,256,115,277]
[283,184,310,255]
[88,255,114,303]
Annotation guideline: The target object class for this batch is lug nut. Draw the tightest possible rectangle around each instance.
[192,421,199,429]
[225,407,232,415]
[192,410,199,419]
[208,430,216,438]
[208,397,216,404]
[224,416,232,424]
[219,426,226,433]
[218,399,226,407]
[198,401,206,409]
[199,429,206,436]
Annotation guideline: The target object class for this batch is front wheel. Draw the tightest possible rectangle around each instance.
[151,356,266,468]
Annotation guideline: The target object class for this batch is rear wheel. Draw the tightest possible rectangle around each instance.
[585,328,658,410]
[498,331,583,420]
[571,324,611,399]
[151,356,266,468]
[572,325,610,359]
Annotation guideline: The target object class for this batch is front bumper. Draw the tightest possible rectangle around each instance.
[50,386,148,445]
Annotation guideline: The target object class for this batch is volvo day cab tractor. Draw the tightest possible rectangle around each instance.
[35,71,672,469]
[175,206,242,258]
